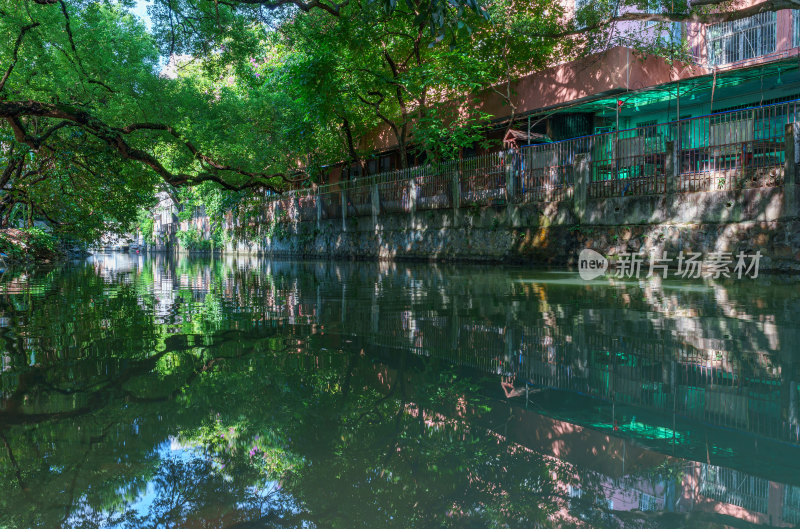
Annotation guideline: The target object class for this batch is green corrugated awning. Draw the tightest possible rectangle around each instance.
[525,56,800,118]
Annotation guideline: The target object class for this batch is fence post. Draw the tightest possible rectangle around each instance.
[574,153,590,224]
[665,140,675,194]
[784,123,798,219]
[506,153,520,227]
[371,182,380,225]
[316,189,322,229]
[452,168,461,210]
[409,177,418,216]
[270,199,280,251]
[506,158,516,203]
[289,191,299,223]
[341,185,347,232]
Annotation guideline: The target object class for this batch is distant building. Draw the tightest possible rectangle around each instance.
[323,7,800,183]
[150,191,178,251]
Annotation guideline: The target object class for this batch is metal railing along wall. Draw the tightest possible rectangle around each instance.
[227,99,797,225]
[297,189,317,222]
[459,152,507,206]
[344,180,372,217]
[678,101,793,191]
[521,136,588,202]
[590,122,672,198]
[415,162,455,210]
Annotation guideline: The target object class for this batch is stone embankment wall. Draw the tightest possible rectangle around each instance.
[220,125,800,271]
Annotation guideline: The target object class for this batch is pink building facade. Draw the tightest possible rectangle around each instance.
[341,3,800,179]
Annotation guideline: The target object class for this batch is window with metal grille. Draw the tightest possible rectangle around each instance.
[784,485,800,524]
[715,94,800,114]
[795,11,800,48]
[706,12,777,66]
[700,464,770,513]
[638,493,662,512]
[637,120,658,138]
[671,21,683,44]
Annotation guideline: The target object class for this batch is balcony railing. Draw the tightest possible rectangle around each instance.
[238,99,798,227]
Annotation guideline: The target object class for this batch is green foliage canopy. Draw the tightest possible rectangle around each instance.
[0,0,783,242]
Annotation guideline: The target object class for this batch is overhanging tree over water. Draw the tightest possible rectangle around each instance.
[0,0,794,241]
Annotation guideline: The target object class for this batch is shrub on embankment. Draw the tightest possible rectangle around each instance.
[0,228,65,265]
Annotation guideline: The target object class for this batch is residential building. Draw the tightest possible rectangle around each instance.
[324,5,800,181]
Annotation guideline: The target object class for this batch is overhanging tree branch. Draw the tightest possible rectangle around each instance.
[206,0,350,15]
[0,101,303,193]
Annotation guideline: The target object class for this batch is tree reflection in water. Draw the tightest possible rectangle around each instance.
[0,254,796,528]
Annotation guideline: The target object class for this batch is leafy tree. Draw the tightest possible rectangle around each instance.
[0,0,791,243]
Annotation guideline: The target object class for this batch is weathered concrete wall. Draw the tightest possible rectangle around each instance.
[219,125,800,271]
[222,183,800,272]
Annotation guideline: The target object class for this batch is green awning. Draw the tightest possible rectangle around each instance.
[525,56,800,119]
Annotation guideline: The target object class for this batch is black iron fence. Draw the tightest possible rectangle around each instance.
[235,99,799,225]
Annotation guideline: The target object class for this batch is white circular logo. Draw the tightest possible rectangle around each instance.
[578,249,608,280]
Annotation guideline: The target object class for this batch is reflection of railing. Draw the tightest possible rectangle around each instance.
[363,312,799,444]
[204,266,800,449]
[700,464,770,514]
[227,99,797,228]
[783,485,800,524]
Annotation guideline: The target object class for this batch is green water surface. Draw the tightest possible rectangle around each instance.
[1,254,798,528]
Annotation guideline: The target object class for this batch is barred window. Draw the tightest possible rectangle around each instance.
[638,493,662,512]
[637,120,658,138]
[700,464,770,514]
[784,486,800,525]
[794,10,800,48]
[706,12,777,66]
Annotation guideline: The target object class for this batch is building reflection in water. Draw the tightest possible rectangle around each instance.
[5,252,800,527]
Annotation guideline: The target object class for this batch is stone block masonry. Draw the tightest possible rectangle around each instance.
[224,179,800,272]
[215,120,800,272]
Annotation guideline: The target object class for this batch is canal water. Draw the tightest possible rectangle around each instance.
[1,254,799,528]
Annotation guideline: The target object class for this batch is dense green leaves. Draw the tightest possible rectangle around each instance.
[0,0,772,243]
